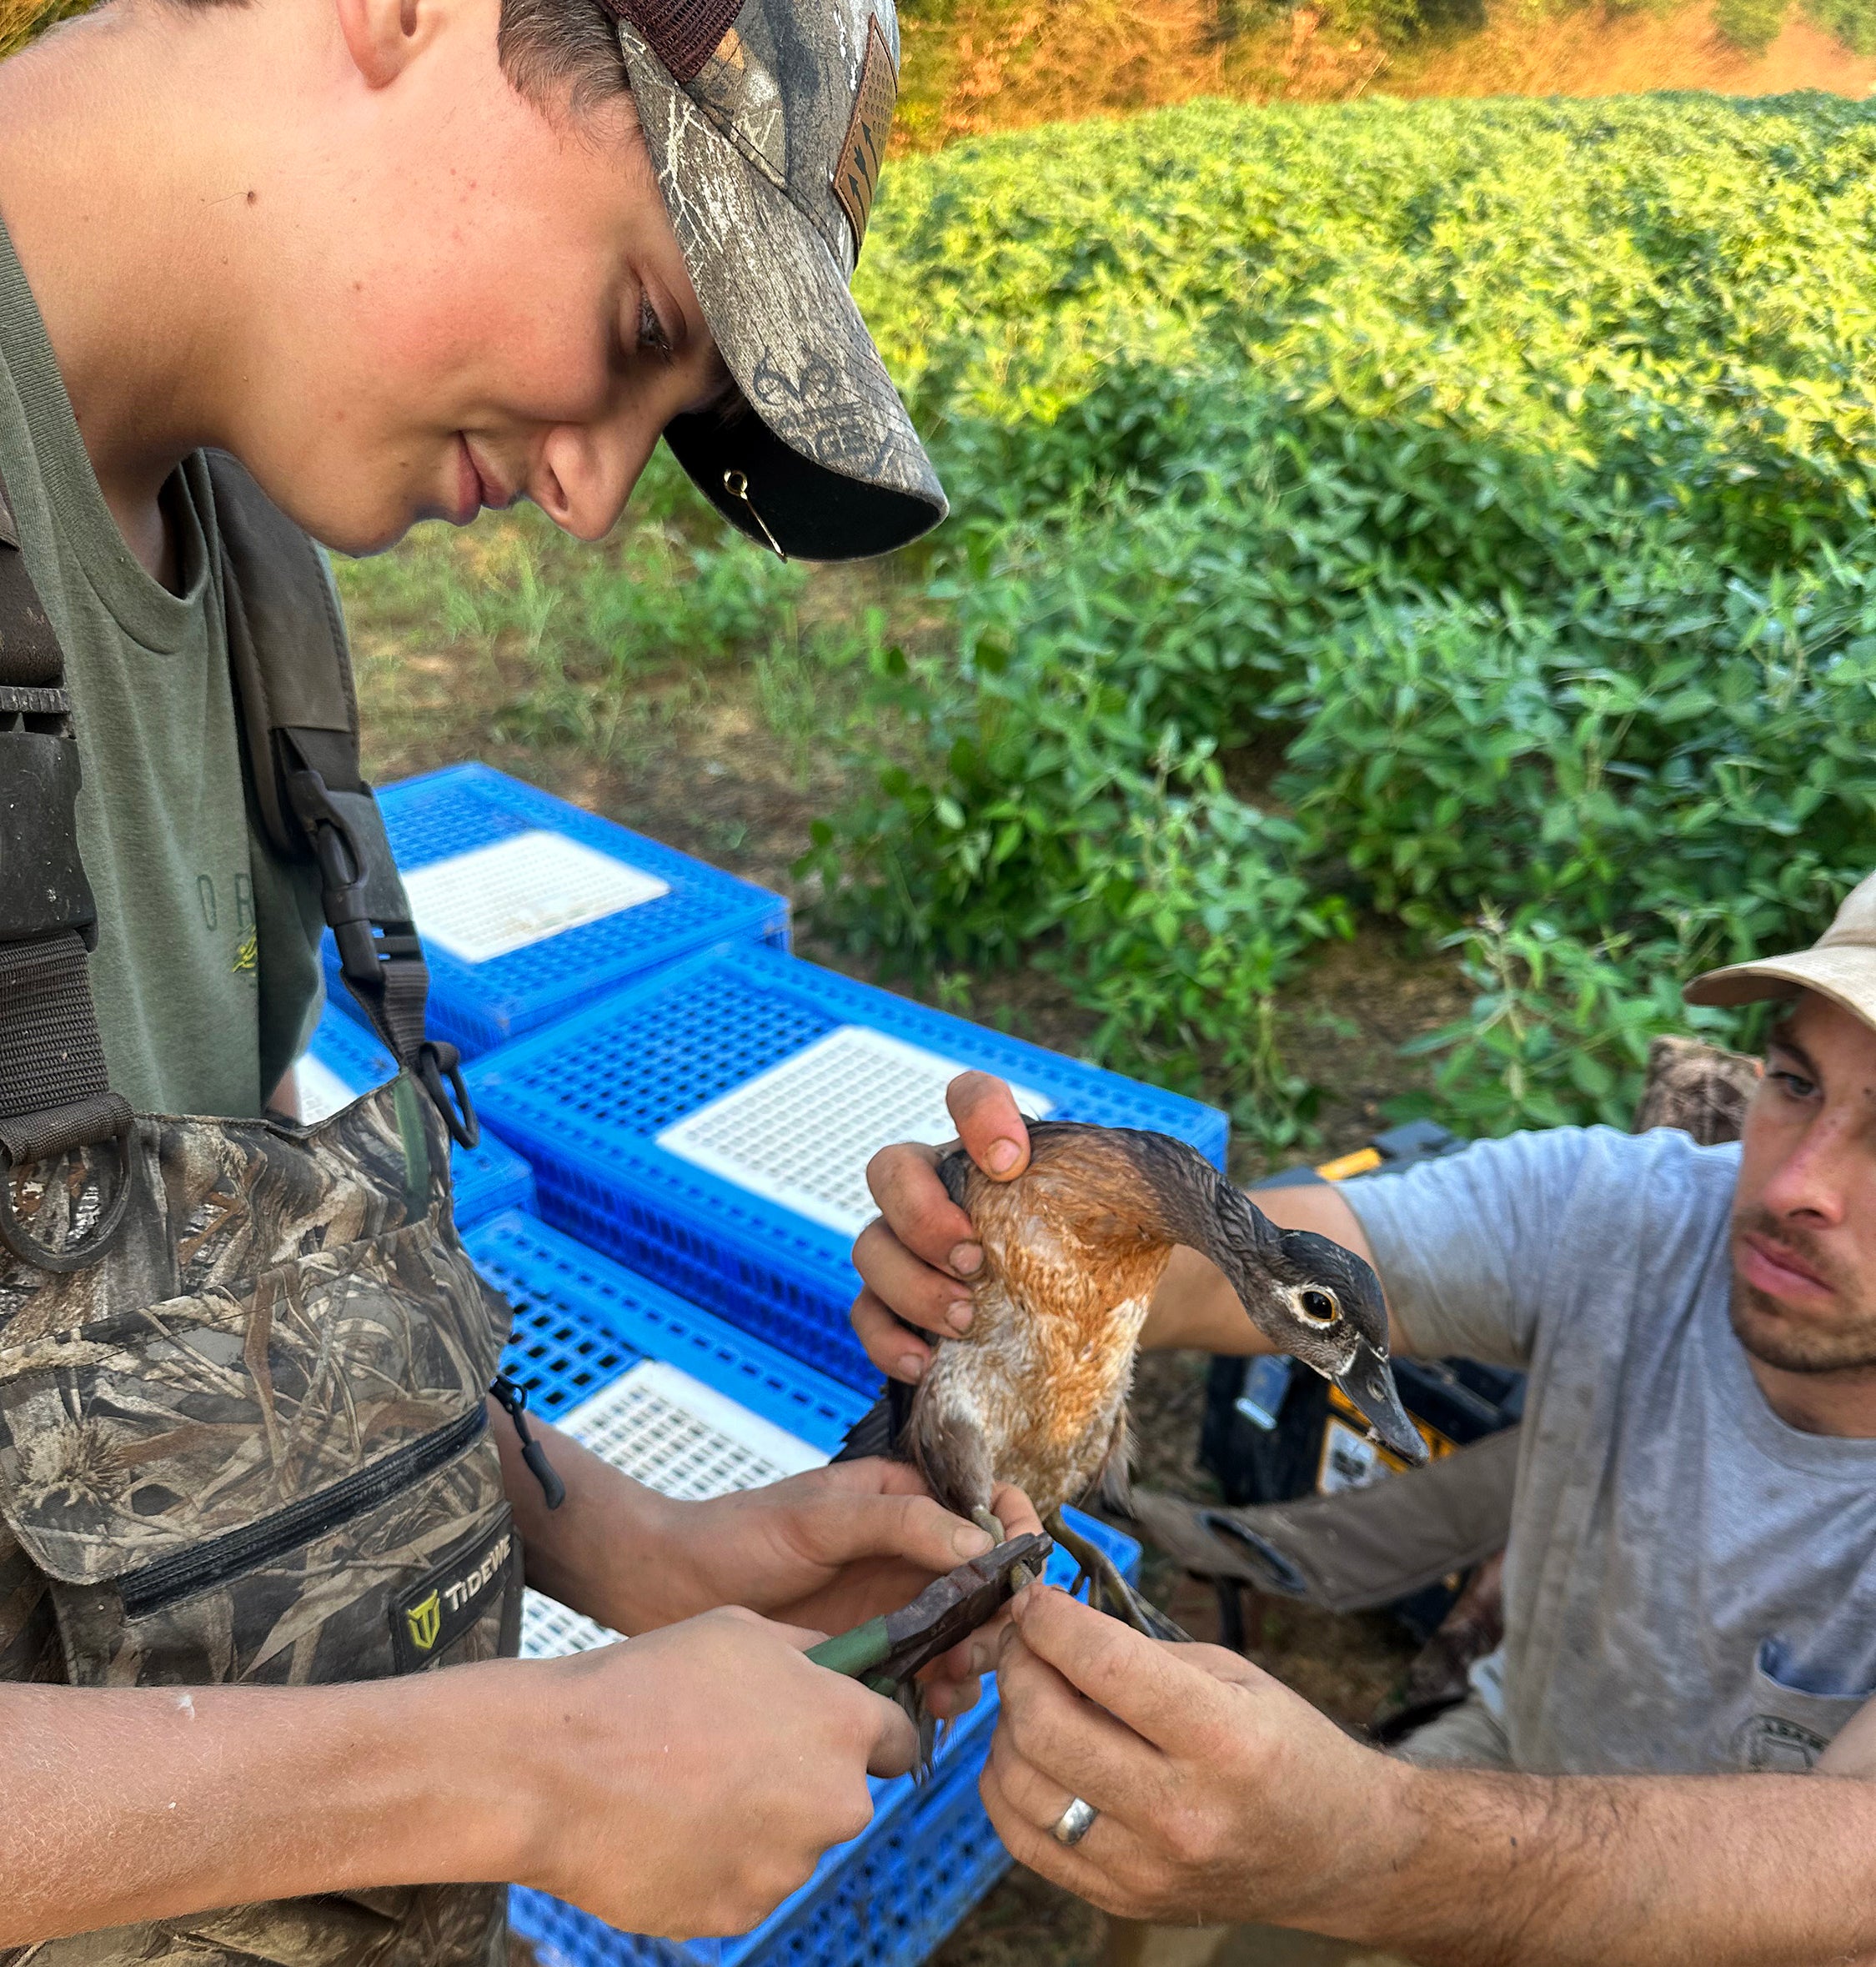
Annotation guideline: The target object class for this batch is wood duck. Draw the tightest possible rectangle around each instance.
[842,1121,1424,1634]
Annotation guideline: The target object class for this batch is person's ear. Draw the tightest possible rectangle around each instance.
[335,0,444,88]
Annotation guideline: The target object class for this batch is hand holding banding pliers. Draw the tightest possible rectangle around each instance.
[805,1533,1053,1696]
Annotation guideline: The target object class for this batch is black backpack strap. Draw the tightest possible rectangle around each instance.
[0,464,135,1271]
[206,452,476,1147]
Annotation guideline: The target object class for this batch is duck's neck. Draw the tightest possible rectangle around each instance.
[1146,1163,1286,1292]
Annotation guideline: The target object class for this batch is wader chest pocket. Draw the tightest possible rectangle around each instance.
[0,1219,518,1689]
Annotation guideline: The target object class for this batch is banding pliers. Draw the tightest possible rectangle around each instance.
[805,1532,1054,1696]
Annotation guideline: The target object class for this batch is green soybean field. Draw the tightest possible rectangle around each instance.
[342,89,1876,1150]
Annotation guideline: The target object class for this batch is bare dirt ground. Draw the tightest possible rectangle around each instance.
[353,610,1455,1967]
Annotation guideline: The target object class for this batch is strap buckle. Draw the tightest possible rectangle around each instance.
[311,812,425,1015]
[286,761,429,1051]
[283,760,481,1148]
[416,1039,480,1152]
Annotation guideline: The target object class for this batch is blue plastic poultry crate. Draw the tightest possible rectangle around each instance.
[466,945,1229,1392]
[323,764,790,1057]
[470,1208,862,1450]
[469,1209,1142,1967]
[299,1005,536,1230]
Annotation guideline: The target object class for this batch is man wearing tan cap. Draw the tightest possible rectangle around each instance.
[857,874,1876,1958]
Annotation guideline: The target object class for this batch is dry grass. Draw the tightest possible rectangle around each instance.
[0,0,86,58]
[895,0,1382,147]
[891,0,1874,151]
[13,0,1868,123]
[1393,0,1876,94]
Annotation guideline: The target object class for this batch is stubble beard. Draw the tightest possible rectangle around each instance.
[1729,1207,1876,1376]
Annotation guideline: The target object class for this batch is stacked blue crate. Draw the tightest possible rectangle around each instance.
[466,1210,1141,1967]
[474,1208,858,1448]
[299,1005,536,1229]
[323,764,790,1057]
[466,945,1229,1392]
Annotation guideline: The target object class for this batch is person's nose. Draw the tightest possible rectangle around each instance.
[1759,1108,1857,1228]
[529,413,662,541]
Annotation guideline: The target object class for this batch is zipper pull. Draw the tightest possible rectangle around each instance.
[490,1372,566,1510]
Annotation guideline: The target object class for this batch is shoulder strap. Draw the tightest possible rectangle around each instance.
[207,446,361,865]
[0,460,135,1269]
[206,452,475,1146]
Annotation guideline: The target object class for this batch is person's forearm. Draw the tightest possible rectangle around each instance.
[492,1400,691,1634]
[1140,1245,1278,1354]
[0,1664,534,1945]
[1140,1183,1382,1353]
[1332,1762,1876,1967]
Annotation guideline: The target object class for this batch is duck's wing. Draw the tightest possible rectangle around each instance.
[830,1144,984,1466]
[1091,1405,1134,1514]
[830,1371,917,1464]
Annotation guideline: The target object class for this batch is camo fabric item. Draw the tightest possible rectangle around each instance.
[628,0,941,492]
[614,0,949,560]
[0,1076,518,1967]
[1633,1034,1761,1147]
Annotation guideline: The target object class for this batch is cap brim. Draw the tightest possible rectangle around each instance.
[619,25,947,562]
[1684,946,1876,1035]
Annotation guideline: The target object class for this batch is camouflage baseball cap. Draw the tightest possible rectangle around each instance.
[604,0,947,562]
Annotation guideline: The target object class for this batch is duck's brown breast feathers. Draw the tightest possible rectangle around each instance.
[959,1135,1173,1462]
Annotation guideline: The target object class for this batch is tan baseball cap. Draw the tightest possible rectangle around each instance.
[1684,871,1876,1032]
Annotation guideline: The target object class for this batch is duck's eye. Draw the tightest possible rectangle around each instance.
[1297,1288,1339,1325]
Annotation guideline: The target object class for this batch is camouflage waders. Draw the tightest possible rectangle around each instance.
[0,454,524,1967]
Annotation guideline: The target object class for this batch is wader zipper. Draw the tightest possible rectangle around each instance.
[118,1403,489,1619]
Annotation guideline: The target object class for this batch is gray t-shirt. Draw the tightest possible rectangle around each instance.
[1342,1126,1876,1776]
[0,214,322,1114]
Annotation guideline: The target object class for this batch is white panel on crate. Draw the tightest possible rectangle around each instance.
[519,1359,827,1661]
[656,1026,1054,1237]
[519,1593,618,1662]
[564,1359,829,1493]
[294,1053,362,1127]
[403,830,670,964]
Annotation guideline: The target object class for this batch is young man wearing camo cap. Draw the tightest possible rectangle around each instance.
[0,0,1034,1955]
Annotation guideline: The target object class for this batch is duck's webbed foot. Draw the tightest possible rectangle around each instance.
[1046,1508,1190,1643]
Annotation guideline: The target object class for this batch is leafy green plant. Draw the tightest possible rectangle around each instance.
[1398,911,1744,1133]
[1056,786,1351,1145]
[1715,0,1788,45]
[341,93,1876,1145]
[808,93,1876,1139]
[1803,0,1876,44]
[1276,562,1876,952]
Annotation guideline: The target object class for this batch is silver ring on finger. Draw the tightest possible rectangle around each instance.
[1051,1796,1100,1847]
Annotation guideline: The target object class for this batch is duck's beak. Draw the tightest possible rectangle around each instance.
[1333,1340,1429,1468]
